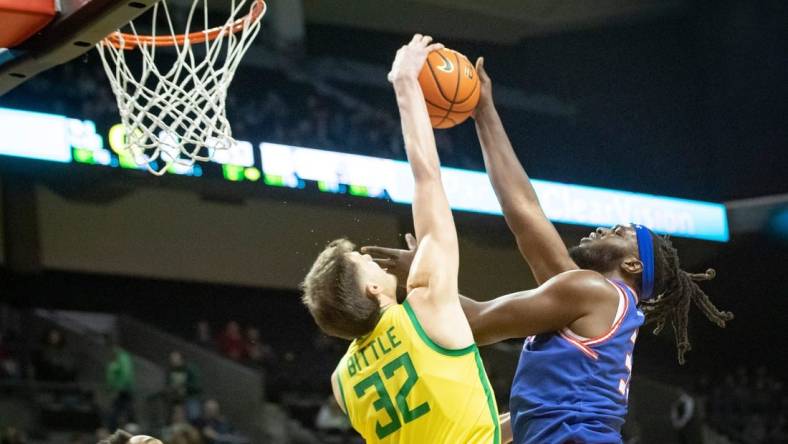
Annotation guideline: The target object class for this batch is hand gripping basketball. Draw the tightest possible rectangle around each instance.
[388,34,445,84]
[418,47,481,128]
[389,34,481,128]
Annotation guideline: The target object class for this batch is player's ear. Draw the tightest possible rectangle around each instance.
[366,283,383,299]
[621,257,643,275]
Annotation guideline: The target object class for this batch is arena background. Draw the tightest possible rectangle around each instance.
[0,0,786,443]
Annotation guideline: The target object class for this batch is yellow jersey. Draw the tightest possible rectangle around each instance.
[335,300,499,444]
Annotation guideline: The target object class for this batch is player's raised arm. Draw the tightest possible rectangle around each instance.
[472,58,578,285]
[388,35,459,304]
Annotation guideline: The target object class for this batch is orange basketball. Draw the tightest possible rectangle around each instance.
[418,48,480,129]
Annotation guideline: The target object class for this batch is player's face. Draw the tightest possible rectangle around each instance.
[345,251,387,287]
[346,251,385,275]
[345,251,395,297]
[579,224,637,245]
[569,224,639,273]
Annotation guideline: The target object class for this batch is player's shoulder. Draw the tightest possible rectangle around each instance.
[545,269,618,302]
[401,288,475,350]
[403,286,461,313]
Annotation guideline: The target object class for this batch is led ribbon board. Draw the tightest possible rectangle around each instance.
[0,108,729,241]
[260,143,729,242]
[0,107,102,163]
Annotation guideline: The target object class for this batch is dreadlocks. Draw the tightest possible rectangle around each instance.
[639,234,734,365]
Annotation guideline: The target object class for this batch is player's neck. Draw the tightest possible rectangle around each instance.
[375,292,398,310]
[603,270,638,294]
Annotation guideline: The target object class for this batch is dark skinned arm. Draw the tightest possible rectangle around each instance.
[362,236,610,346]
[472,58,578,285]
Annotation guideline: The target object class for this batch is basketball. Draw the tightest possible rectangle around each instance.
[418,48,480,129]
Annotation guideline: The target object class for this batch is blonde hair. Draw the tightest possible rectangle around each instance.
[301,239,381,339]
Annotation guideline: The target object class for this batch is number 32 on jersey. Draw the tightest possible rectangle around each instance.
[353,352,431,439]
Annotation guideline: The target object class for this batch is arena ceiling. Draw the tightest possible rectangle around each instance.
[302,0,689,43]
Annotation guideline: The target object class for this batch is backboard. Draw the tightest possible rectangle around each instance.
[0,0,158,95]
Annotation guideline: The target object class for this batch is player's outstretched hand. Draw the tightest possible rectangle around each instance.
[388,34,444,84]
[361,233,418,288]
[472,56,494,118]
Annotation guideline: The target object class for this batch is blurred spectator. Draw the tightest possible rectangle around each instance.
[194,399,242,444]
[315,396,350,433]
[33,328,77,382]
[0,331,20,380]
[703,366,787,444]
[771,412,787,442]
[168,424,203,444]
[243,327,274,369]
[308,334,344,391]
[106,344,136,430]
[69,432,87,444]
[163,351,202,421]
[195,321,214,350]
[96,427,112,442]
[98,430,132,444]
[216,322,244,361]
[742,414,767,444]
[98,430,162,444]
[621,419,642,444]
[0,427,26,444]
[161,404,200,442]
[266,350,298,403]
[97,430,163,444]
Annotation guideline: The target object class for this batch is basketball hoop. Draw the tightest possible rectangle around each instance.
[96,0,266,175]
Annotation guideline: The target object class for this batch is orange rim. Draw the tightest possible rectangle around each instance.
[103,0,266,50]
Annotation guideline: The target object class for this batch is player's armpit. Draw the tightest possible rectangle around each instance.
[465,270,612,346]
[405,233,457,296]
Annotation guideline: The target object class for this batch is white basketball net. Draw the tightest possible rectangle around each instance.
[96,0,264,175]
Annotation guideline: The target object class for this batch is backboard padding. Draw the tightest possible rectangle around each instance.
[0,0,160,95]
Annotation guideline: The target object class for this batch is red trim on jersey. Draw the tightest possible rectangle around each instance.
[618,281,639,303]
[582,281,630,346]
[559,331,599,360]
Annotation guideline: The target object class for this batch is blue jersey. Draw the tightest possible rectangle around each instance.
[510,280,644,444]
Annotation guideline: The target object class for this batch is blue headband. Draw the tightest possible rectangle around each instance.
[632,224,655,300]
